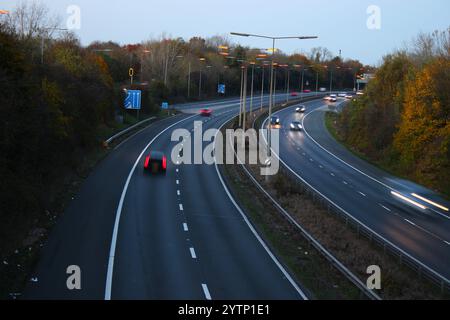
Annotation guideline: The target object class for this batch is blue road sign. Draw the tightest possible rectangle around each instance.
[218,84,226,94]
[161,102,169,110]
[124,90,141,110]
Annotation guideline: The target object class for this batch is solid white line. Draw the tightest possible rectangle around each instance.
[179,204,184,211]
[301,107,396,191]
[104,114,198,300]
[183,223,189,232]
[201,284,212,300]
[358,191,366,197]
[190,247,197,259]
[380,204,392,212]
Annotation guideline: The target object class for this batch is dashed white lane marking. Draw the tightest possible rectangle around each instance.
[343,181,348,185]
[404,219,416,226]
[379,204,391,212]
[319,165,323,169]
[183,223,189,231]
[309,158,314,162]
[330,172,335,177]
[176,180,180,185]
[190,247,197,259]
[302,152,306,156]
[201,284,212,300]
[176,168,179,173]
[177,190,181,196]
[358,191,367,197]
[444,241,450,246]
[179,204,184,211]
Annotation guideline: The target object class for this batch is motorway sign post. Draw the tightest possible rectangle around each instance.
[124,89,141,120]
[161,102,169,115]
[129,68,134,85]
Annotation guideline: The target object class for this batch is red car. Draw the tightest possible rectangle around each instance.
[303,89,311,93]
[290,92,298,97]
[200,108,212,117]
[144,151,167,174]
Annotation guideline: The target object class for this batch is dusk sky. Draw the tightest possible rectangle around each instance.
[3,0,450,65]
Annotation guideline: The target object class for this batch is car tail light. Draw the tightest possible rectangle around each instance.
[162,156,167,170]
[144,155,150,169]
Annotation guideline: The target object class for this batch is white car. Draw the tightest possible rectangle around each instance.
[295,105,306,113]
[319,87,327,92]
[338,93,346,97]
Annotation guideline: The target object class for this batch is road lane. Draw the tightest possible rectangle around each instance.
[111,103,305,299]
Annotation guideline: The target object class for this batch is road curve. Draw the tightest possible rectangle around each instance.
[266,99,450,281]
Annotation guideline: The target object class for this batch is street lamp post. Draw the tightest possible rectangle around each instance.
[140,49,150,83]
[230,32,318,156]
[315,69,319,96]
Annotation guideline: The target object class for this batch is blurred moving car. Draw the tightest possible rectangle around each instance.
[303,89,311,93]
[338,93,346,97]
[295,105,306,113]
[144,151,167,174]
[319,87,327,92]
[290,121,303,131]
[290,92,298,97]
[329,94,337,102]
[200,108,212,116]
[345,94,353,99]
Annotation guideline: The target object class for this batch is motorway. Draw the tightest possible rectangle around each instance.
[23,93,310,300]
[265,98,450,282]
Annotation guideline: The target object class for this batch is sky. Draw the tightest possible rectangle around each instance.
[2,0,450,65]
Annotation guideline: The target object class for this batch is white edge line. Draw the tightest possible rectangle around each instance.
[213,121,308,300]
[104,114,198,300]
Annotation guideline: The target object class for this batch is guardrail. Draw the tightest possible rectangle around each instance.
[103,116,156,147]
[255,106,450,294]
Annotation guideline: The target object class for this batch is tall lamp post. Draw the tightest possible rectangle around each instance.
[40,27,68,64]
[230,32,317,155]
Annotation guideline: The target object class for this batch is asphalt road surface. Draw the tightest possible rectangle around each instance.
[265,98,450,282]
